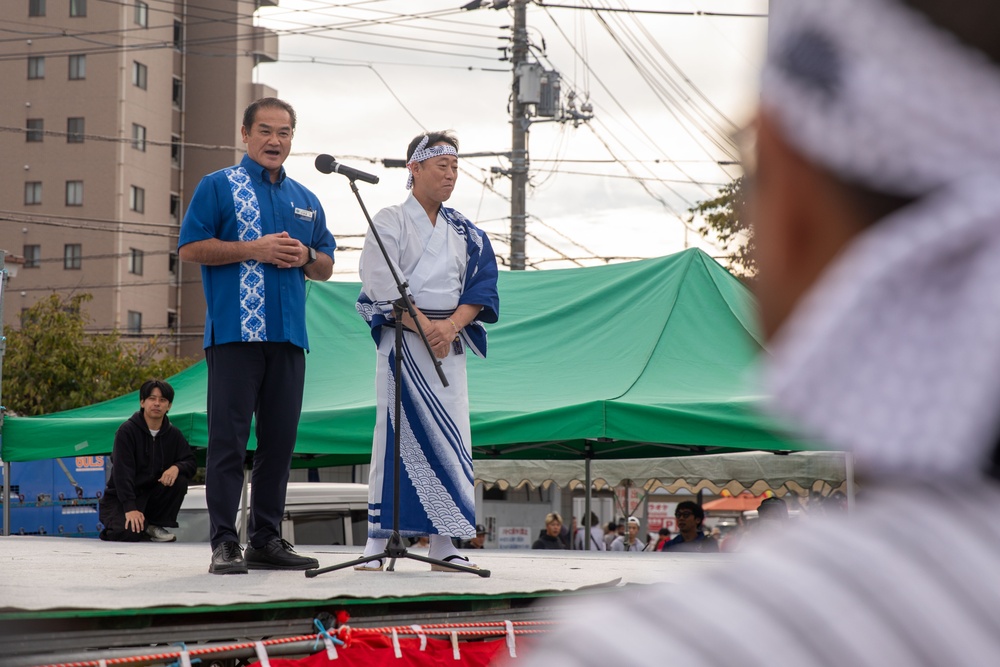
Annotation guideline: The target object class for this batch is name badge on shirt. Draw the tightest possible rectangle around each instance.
[294,207,316,222]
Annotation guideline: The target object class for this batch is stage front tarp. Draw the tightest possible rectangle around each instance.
[1,249,800,464]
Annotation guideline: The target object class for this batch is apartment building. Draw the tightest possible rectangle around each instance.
[0,0,279,359]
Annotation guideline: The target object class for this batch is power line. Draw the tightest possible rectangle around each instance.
[532,1,767,18]
[537,5,722,193]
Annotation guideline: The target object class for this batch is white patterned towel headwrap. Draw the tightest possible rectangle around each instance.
[406,135,458,190]
[760,0,1000,478]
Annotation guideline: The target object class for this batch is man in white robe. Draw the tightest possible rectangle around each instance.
[356,131,500,571]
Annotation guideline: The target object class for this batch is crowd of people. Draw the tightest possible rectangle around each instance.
[520,494,826,553]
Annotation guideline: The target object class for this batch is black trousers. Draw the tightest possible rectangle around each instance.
[98,479,189,542]
[205,342,305,549]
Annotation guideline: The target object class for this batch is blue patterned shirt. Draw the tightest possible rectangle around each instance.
[179,154,336,350]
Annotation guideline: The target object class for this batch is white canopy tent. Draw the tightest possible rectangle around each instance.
[474,450,854,499]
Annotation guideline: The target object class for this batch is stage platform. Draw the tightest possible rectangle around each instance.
[0,537,733,666]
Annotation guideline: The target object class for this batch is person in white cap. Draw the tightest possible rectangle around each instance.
[356,131,500,572]
[519,0,1000,663]
[610,516,646,552]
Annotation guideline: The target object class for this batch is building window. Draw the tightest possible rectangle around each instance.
[132,61,147,90]
[173,19,183,49]
[23,245,41,269]
[127,311,142,334]
[169,251,179,275]
[26,118,43,142]
[66,180,83,206]
[134,0,147,27]
[129,185,145,213]
[132,123,146,151]
[29,0,45,17]
[172,76,183,107]
[67,117,85,143]
[69,0,86,17]
[27,56,45,79]
[167,310,177,331]
[169,194,180,225]
[129,248,144,275]
[64,244,82,270]
[24,182,42,205]
[170,135,181,166]
[68,54,86,80]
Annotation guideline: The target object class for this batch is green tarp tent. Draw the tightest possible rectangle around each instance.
[0,248,798,465]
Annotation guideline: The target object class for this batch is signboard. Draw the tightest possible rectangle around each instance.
[647,501,677,533]
[497,526,532,549]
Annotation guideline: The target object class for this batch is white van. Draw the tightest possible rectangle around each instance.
[173,482,369,546]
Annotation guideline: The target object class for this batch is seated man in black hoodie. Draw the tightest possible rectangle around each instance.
[99,379,197,542]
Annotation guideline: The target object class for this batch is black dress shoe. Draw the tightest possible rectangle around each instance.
[209,541,248,575]
[245,538,319,570]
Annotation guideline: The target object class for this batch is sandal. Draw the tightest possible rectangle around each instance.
[354,558,384,572]
[430,554,479,572]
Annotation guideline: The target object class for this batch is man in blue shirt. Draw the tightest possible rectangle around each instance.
[179,97,336,575]
[659,501,718,553]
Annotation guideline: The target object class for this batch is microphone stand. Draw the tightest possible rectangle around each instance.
[306,177,490,578]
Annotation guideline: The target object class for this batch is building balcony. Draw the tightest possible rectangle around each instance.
[252,25,278,65]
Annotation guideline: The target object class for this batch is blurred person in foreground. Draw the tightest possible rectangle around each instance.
[519,0,1000,663]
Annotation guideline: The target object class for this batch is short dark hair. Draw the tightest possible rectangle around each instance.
[242,97,297,133]
[140,379,174,403]
[406,130,459,161]
[758,496,789,520]
[675,500,705,522]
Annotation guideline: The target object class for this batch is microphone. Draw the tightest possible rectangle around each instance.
[314,154,380,184]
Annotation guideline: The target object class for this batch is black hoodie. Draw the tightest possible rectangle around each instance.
[104,410,197,513]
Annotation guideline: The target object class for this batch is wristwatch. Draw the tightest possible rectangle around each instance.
[305,247,317,266]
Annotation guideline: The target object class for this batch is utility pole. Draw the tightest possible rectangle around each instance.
[509,0,529,271]
[464,0,591,270]
[1,250,9,536]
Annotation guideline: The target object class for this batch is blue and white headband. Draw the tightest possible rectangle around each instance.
[761,0,1000,196]
[406,135,458,189]
[760,0,1000,478]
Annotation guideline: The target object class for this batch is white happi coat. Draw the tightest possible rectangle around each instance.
[358,193,477,539]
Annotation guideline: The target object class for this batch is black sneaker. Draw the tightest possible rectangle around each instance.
[245,538,319,571]
[209,541,248,575]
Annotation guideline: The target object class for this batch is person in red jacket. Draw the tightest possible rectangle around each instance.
[99,379,196,542]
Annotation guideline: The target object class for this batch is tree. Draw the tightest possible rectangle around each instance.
[689,176,755,279]
[2,293,195,416]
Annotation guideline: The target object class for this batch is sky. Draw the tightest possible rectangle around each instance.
[252,0,769,280]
